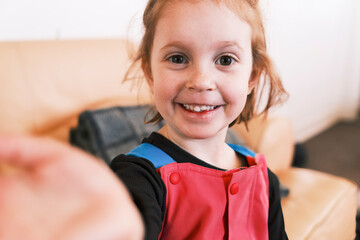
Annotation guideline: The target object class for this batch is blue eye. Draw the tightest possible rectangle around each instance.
[168,55,188,64]
[216,56,236,66]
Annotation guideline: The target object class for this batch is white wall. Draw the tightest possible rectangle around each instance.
[0,0,147,40]
[1,0,359,142]
[261,0,360,141]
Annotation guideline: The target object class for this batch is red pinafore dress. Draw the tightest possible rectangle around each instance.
[127,143,269,240]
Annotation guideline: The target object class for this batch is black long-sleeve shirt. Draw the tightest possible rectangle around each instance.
[111,132,288,239]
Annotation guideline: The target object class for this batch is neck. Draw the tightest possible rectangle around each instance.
[158,125,240,169]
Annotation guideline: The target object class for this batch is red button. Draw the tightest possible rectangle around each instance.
[170,172,181,184]
[230,183,239,195]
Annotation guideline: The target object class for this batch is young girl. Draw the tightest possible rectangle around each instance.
[111,0,288,239]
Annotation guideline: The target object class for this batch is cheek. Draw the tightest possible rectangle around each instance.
[152,73,178,105]
[153,68,184,93]
[227,78,249,101]
[225,81,249,114]
[234,91,248,114]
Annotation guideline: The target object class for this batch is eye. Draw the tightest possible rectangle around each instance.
[167,55,188,64]
[215,55,236,66]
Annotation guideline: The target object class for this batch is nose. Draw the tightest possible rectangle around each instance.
[185,65,216,92]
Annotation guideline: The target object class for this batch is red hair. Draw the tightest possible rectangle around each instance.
[124,0,288,126]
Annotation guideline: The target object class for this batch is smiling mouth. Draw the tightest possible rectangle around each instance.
[181,104,218,113]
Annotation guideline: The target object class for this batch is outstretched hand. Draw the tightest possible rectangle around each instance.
[0,134,144,240]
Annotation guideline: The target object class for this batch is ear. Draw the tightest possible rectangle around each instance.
[248,69,260,94]
[141,60,154,93]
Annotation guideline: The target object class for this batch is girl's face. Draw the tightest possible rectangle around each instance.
[145,0,254,141]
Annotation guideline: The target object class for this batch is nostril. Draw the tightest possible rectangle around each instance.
[185,77,216,92]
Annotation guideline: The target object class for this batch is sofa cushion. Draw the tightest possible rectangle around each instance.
[278,168,357,240]
[0,39,151,141]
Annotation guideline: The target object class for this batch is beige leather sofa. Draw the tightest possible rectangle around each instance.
[0,39,357,239]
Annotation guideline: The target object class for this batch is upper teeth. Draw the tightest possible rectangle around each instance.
[183,104,216,112]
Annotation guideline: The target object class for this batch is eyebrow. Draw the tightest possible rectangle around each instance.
[216,41,245,53]
[159,41,190,52]
[159,40,245,53]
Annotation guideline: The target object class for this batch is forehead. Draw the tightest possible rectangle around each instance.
[154,0,252,46]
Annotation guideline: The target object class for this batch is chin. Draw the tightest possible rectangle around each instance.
[178,125,227,140]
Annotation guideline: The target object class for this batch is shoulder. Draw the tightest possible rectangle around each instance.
[267,168,288,239]
[268,168,280,188]
[111,154,167,239]
[111,153,157,171]
[267,168,282,203]
[110,154,165,193]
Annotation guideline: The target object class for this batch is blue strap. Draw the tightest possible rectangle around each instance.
[126,143,175,169]
[127,143,255,169]
[227,143,256,158]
